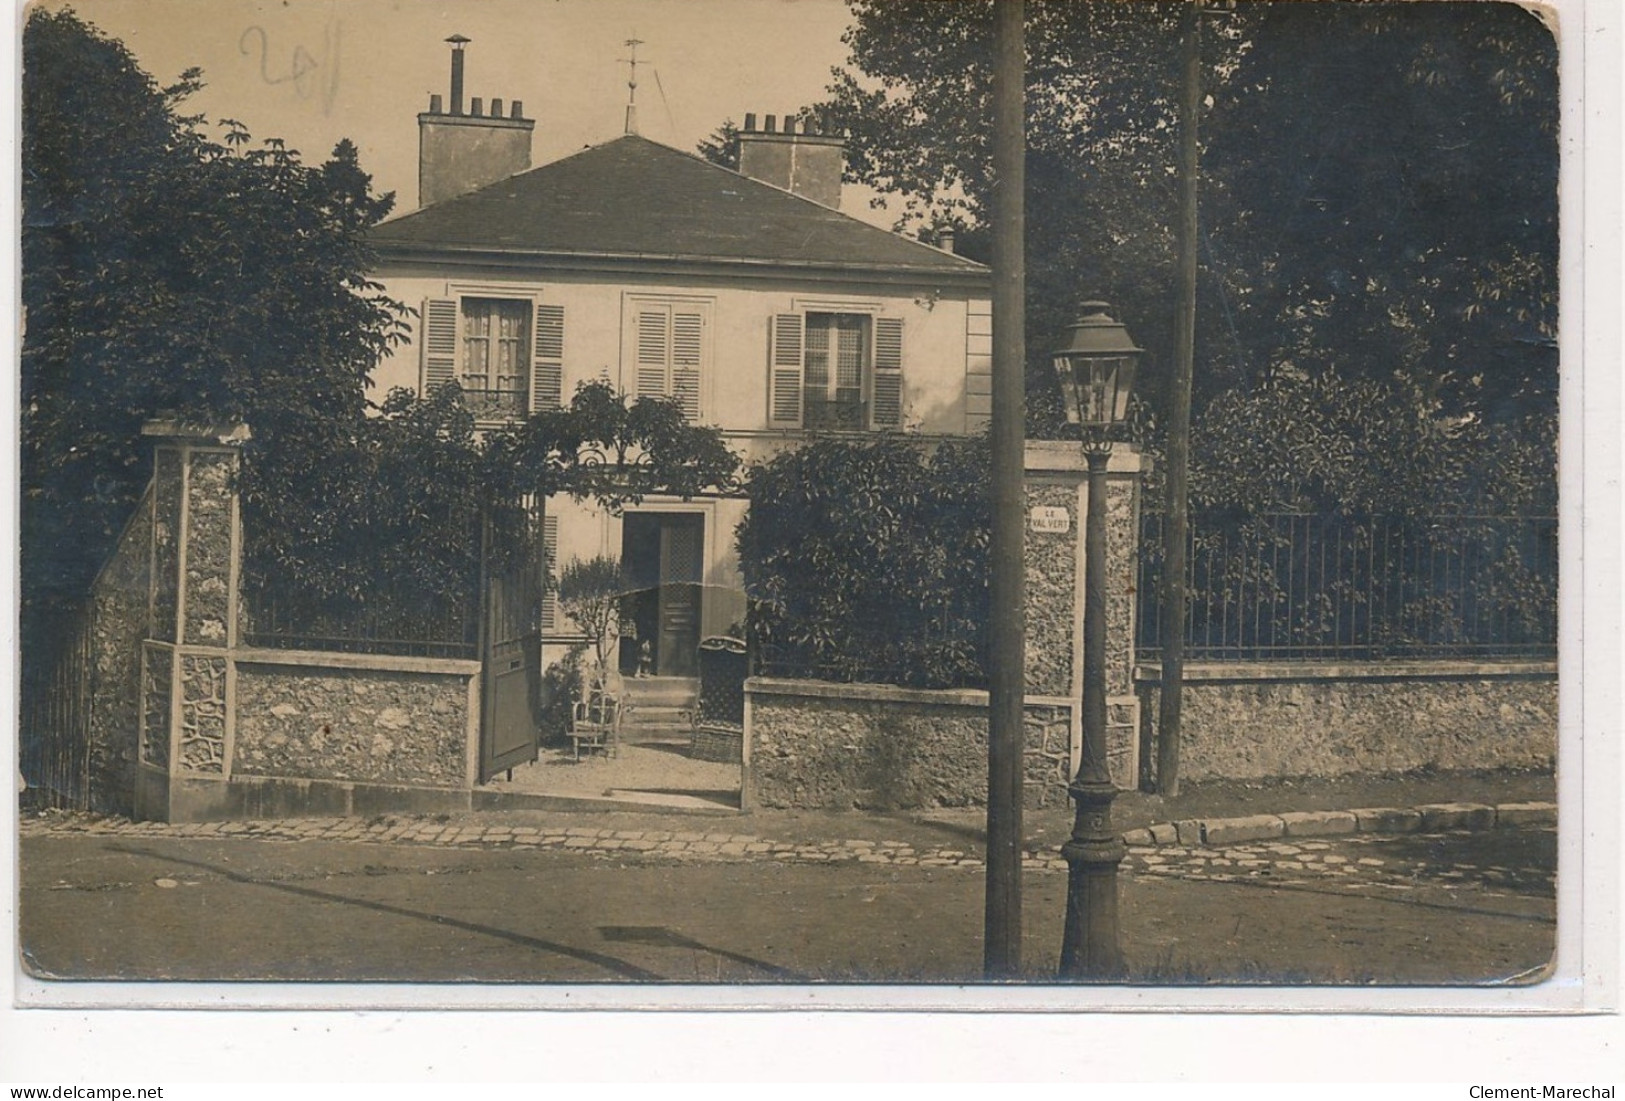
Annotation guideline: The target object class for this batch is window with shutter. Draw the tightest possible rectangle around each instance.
[540,514,560,632]
[672,310,703,421]
[871,316,904,429]
[461,298,530,420]
[804,313,872,430]
[531,303,565,412]
[776,310,903,432]
[625,298,711,421]
[421,298,458,394]
[768,314,805,428]
[635,309,669,401]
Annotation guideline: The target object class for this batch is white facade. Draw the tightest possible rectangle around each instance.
[370,254,991,675]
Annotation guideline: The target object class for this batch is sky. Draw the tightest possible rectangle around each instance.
[47,0,893,223]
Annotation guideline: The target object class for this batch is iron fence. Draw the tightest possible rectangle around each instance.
[241,584,480,658]
[1137,511,1558,660]
[19,598,94,809]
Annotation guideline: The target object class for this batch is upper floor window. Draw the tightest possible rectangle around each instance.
[626,297,711,422]
[420,295,565,421]
[462,298,530,419]
[769,311,904,431]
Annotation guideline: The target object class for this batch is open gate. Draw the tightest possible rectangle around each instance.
[478,500,543,783]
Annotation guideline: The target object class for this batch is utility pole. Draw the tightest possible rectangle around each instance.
[1158,0,1203,798]
[984,0,1027,979]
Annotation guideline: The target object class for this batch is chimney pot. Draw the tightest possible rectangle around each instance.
[491,98,502,117]
[736,108,847,210]
[429,93,443,113]
[470,97,483,116]
[939,227,957,254]
[510,100,523,119]
[448,37,466,114]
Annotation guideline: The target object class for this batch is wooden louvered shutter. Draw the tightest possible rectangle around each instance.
[531,303,565,412]
[421,298,458,395]
[635,308,670,401]
[672,310,703,421]
[768,313,805,428]
[539,514,560,632]
[871,316,904,428]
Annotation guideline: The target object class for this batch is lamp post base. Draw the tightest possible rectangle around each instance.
[1059,777,1126,979]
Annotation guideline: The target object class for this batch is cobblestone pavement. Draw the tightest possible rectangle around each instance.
[17,811,1557,895]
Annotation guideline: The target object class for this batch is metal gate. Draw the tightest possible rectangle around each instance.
[478,501,543,783]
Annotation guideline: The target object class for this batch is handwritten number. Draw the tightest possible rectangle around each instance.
[239,21,341,116]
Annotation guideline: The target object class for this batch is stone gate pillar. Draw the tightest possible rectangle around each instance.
[133,420,249,821]
[1022,440,1147,803]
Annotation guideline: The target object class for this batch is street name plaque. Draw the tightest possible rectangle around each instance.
[1029,505,1071,534]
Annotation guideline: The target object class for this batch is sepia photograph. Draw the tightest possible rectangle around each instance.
[13,0,1589,1007]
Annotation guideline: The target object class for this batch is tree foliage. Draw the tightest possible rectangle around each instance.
[240,381,739,635]
[806,0,1558,453]
[22,7,407,634]
[23,9,741,661]
[696,120,741,171]
[737,436,990,689]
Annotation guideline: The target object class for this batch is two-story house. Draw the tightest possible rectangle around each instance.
[366,45,992,684]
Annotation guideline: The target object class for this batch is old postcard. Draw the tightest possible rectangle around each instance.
[13,0,1604,1028]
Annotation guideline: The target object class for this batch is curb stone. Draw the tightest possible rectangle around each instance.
[1416,802,1497,831]
[1129,801,1556,848]
[21,800,1556,866]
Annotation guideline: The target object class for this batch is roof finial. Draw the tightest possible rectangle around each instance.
[620,35,645,135]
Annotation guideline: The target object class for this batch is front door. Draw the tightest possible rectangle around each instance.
[622,513,704,678]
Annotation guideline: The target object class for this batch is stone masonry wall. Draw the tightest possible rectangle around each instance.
[85,483,154,814]
[234,664,469,787]
[1023,481,1077,698]
[1103,477,1136,699]
[150,448,182,643]
[749,682,1068,810]
[1137,666,1557,782]
[182,450,234,647]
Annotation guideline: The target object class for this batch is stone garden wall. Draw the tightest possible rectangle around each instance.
[234,659,472,787]
[1135,661,1558,782]
[84,484,154,814]
[127,422,486,822]
[744,679,1078,810]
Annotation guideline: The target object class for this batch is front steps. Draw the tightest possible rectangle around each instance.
[618,676,698,744]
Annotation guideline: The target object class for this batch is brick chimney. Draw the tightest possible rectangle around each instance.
[417,36,535,207]
[736,111,845,210]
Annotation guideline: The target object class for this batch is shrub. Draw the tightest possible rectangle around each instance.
[557,555,629,682]
[737,435,990,689]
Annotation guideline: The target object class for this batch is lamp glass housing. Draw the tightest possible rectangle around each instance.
[1050,303,1142,432]
[1055,353,1138,431]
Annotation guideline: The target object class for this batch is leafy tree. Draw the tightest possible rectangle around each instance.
[805,0,1558,445]
[22,8,406,648]
[23,10,741,672]
[738,435,990,689]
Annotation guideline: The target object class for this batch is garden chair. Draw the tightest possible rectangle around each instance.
[568,682,621,760]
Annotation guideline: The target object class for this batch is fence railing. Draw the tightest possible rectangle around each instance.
[19,599,94,809]
[1137,511,1558,661]
[241,586,480,659]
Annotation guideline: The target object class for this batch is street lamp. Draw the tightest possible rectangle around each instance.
[1052,301,1143,979]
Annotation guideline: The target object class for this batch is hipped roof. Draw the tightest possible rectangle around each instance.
[370,134,986,283]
